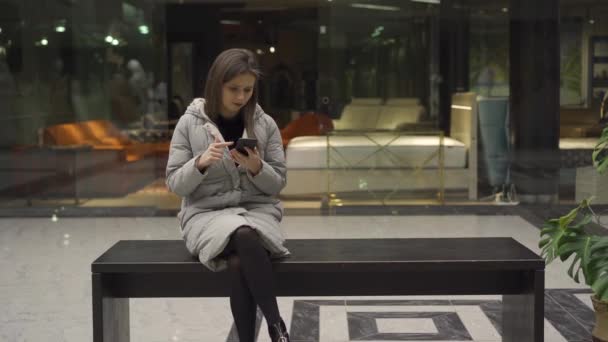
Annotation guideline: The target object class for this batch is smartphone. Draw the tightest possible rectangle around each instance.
[235,138,258,156]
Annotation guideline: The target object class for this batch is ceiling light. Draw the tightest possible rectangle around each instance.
[55,25,66,32]
[269,46,275,53]
[410,0,440,4]
[220,20,240,25]
[371,26,384,38]
[112,39,119,46]
[451,105,472,110]
[350,3,401,11]
[105,35,114,43]
[502,7,508,13]
[138,25,149,34]
[41,38,48,46]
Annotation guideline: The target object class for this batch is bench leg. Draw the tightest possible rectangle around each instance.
[92,273,130,342]
[502,269,544,342]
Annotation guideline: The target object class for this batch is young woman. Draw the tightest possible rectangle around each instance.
[166,48,291,342]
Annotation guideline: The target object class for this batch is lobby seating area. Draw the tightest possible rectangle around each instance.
[281,94,478,201]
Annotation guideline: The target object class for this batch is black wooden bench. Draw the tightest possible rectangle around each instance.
[92,237,545,342]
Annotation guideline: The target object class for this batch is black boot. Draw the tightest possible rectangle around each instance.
[268,318,290,342]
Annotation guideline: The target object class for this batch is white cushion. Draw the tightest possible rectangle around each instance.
[286,134,467,169]
[385,97,420,106]
[333,104,381,130]
[376,105,423,130]
[350,97,383,105]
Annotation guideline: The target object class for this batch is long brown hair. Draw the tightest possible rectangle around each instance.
[203,48,262,139]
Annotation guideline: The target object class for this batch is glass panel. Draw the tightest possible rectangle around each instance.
[312,0,443,206]
[0,1,171,210]
[2,0,606,213]
[170,42,193,115]
[467,0,511,202]
[559,0,608,204]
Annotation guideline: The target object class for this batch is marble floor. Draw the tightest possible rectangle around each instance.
[0,215,597,341]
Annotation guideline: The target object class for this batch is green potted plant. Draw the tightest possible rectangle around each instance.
[540,125,608,342]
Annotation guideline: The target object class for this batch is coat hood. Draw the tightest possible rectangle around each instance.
[184,98,265,123]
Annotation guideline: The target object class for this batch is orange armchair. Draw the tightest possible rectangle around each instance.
[280,112,334,147]
[42,120,168,162]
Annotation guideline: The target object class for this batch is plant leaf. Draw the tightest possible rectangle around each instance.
[593,126,608,174]
[591,273,608,301]
[539,201,591,264]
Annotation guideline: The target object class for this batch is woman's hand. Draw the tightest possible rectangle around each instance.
[196,135,233,171]
[230,147,263,175]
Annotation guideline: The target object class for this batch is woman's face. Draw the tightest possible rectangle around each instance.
[220,72,256,118]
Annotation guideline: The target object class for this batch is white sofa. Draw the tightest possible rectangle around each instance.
[283,93,479,200]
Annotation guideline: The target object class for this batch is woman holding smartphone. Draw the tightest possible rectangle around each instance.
[166,48,290,342]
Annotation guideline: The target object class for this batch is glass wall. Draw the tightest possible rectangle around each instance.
[0,0,170,210]
[559,0,608,204]
[0,0,606,213]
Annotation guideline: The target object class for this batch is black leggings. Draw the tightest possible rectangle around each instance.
[219,226,281,342]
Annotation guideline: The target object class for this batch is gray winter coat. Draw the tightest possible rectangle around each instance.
[166,98,290,271]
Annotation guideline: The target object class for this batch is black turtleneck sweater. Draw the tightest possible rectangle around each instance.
[215,113,244,150]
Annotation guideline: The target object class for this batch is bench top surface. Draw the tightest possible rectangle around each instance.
[92,238,544,273]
